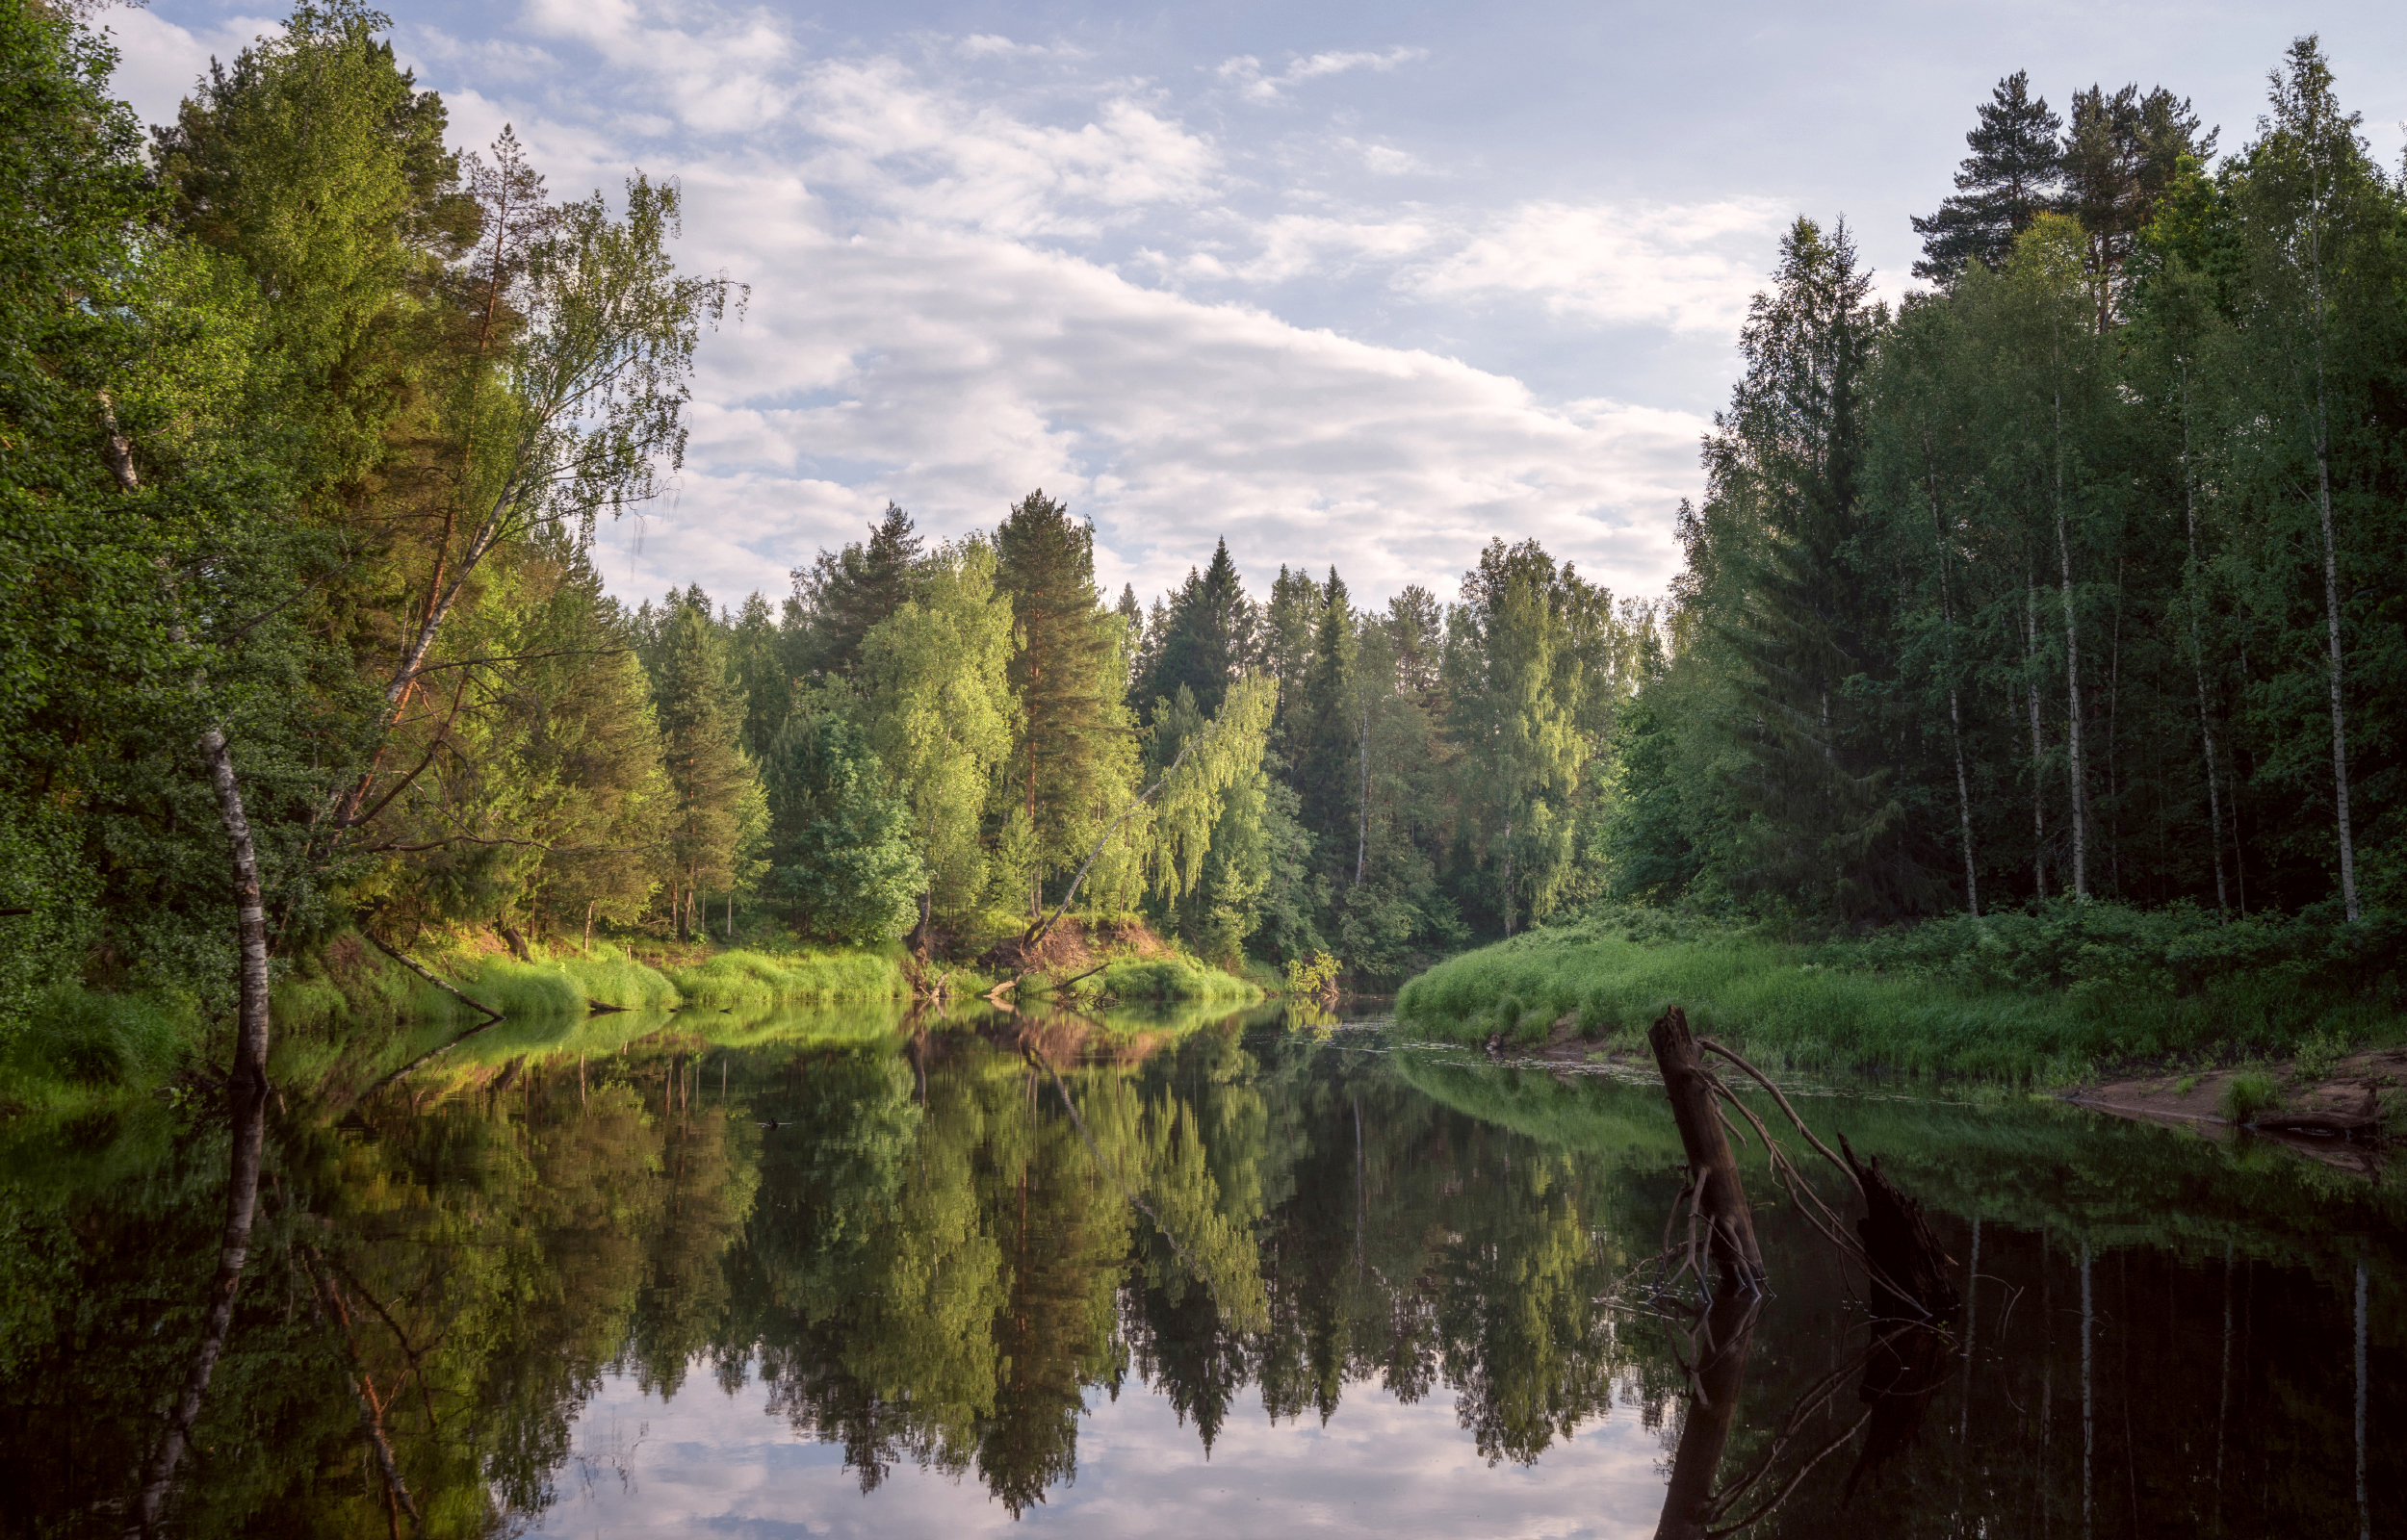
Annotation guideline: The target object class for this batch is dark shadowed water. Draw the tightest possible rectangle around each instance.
[3,1007,2398,1537]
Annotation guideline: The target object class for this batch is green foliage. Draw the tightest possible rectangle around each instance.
[1281,950,1340,999]
[760,711,921,945]
[0,985,195,1093]
[856,536,1016,934]
[2220,1071,2281,1123]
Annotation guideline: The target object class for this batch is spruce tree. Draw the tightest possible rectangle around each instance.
[996,490,1133,913]
[1295,569,1359,878]
[791,501,923,679]
[1711,218,1928,916]
[1143,537,1254,719]
[1912,71,2064,282]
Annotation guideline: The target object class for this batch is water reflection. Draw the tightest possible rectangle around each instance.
[1,1014,2398,1536]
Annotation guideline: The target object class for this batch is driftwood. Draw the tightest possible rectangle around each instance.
[1648,1006,1765,1293]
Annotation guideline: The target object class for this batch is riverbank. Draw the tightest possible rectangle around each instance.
[0,918,1266,1117]
[1393,904,2407,1086]
[0,934,916,1117]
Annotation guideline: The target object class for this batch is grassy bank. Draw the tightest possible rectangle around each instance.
[1,933,919,1116]
[1395,904,2407,1084]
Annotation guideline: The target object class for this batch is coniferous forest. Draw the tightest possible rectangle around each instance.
[4,0,2405,1074]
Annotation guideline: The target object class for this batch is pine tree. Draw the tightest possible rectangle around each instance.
[2060,84,2214,329]
[726,590,789,759]
[1912,71,2064,282]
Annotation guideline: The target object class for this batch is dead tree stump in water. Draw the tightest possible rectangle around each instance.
[1649,1005,1766,1293]
[1840,1133,1958,1321]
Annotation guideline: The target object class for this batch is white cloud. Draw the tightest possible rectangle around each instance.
[148,1,1715,609]
[1348,139,1428,176]
[102,6,281,128]
[596,200,1698,608]
[1409,198,1787,334]
[1220,212,1439,283]
[1217,46,1428,103]
[796,60,1223,238]
[953,33,1085,62]
[519,0,796,134]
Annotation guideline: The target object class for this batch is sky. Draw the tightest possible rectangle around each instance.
[104,0,2407,611]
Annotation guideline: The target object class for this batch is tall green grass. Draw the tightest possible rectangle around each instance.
[1101,956,1261,1004]
[1394,917,2407,1084]
[660,947,909,1009]
[0,985,198,1110]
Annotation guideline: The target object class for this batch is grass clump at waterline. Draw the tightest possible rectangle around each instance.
[1393,903,2407,1085]
[0,985,200,1114]
[660,946,910,1009]
[1099,955,1261,1004]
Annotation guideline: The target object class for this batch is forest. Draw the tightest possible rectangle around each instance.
[3,0,2404,1078]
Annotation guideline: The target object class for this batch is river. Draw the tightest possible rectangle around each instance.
[3,1005,2396,1536]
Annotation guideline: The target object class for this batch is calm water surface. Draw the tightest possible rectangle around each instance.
[4,1006,2399,1537]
